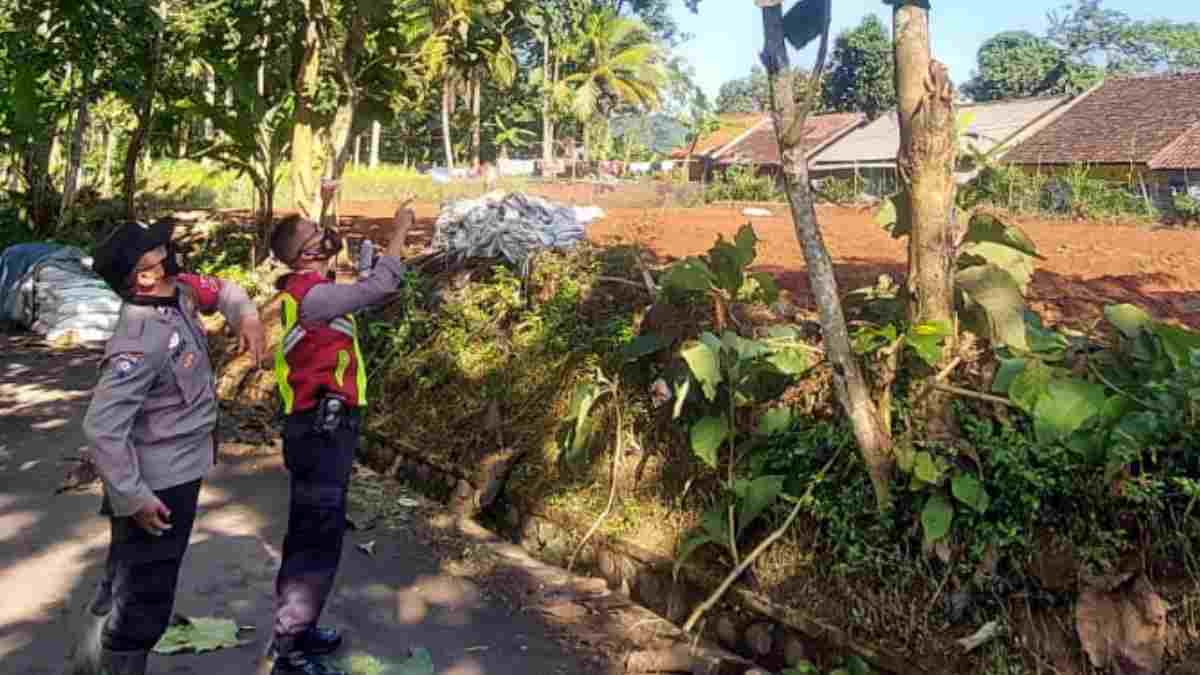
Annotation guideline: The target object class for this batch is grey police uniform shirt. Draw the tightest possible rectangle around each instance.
[84,282,253,517]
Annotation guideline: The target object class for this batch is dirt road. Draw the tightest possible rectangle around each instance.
[0,335,599,675]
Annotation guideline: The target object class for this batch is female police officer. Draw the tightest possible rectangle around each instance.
[70,218,264,675]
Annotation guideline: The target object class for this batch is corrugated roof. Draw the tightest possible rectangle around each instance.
[810,96,1070,169]
[1005,72,1200,167]
[717,112,864,164]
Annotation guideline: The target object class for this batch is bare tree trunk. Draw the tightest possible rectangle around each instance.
[354,133,362,167]
[123,0,166,219]
[761,1,893,510]
[894,2,961,436]
[370,120,381,168]
[472,73,482,170]
[103,126,116,197]
[62,68,93,220]
[290,0,323,220]
[542,31,555,166]
[441,76,455,170]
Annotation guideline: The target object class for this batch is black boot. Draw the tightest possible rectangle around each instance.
[271,636,346,675]
[64,581,114,675]
[295,626,343,657]
[98,649,148,675]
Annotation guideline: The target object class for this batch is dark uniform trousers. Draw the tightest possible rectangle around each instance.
[95,479,203,652]
[274,408,359,638]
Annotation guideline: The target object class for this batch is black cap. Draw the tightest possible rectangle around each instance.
[93,218,177,296]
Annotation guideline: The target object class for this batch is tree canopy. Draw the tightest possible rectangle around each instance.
[822,15,895,119]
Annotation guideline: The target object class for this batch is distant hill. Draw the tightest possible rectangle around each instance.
[610,114,688,156]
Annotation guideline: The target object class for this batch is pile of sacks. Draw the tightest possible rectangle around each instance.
[0,243,122,343]
[430,191,605,275]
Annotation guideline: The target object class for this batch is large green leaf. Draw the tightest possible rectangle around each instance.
[951,473,990,514]
[921,494,954,543]
[782,0,831,51]
[1152,323,1200,371]
[961,213,1043,259]
[737,475,785,536]
[1104,304,1153,340]
[734,224,759,265]
[959,242,1036,293]
[1033,379,1107,443]
[736,365,794,405]
[681,340,723,401]
[913,451,946,485]
[690,416,729,468]
[153,617,248,655]
[709,241,747,296]
[661,257,715,294]
[757,407,795,436]
[767,347,809,376]
[1008,358,1053,414]
[905,320,952,367]
[992,357,1027,393]
[620,334,670,361]
[957,264,1029,351]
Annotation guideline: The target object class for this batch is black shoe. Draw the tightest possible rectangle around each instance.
[295,626,343,656]
[271,651,346,675]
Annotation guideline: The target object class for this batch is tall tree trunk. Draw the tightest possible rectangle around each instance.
[290,0,323,220]
[370,120,381,168]
[123,0,166,219]
[354,133,362,167]
[542,31,555,166]
[894,2,960,436]
[441,77,455,169]
[103,126,116,197]
[62,68,93,220]
[472,73,482,170]
[761,1,893,510]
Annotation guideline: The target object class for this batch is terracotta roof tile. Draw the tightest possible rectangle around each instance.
[669,114,763,159]
[1149,122,1200,169]
[1005,72,1200,167]
[717,112,864,164]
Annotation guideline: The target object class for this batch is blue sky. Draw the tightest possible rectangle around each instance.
[671,0,1200,101]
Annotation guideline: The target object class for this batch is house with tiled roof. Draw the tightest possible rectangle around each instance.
[1003,72,1200,210]
[808,95,1079,196]
[669,112,864,182]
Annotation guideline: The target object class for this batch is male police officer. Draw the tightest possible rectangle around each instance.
[72,218,264,675]
[265,203,414,675]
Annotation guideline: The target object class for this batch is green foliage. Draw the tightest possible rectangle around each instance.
[1172,190,1200,225]
[823,15,895,119]
[814,176,865,205]
[713,66,812,115]
[962,31,1095,102]
[782,655,874,675]
[153,616,249,655]
[704,165,784,204]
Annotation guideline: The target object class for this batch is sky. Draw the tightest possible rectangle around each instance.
[670,0,1200,101]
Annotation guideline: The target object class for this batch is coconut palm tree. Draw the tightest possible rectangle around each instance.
[558,9,665,161]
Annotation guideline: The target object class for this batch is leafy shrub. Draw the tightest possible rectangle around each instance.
[704,165,783,203]
[814,176,864,205]
[1173,190,1200,225]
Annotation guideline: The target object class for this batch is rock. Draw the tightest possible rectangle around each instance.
[744,623,774,656]
[715,616,739,649]
[783,633,808,667]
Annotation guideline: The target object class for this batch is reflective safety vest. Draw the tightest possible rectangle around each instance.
[274,272,368,415]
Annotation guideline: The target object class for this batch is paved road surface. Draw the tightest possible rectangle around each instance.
[0,335,595,675]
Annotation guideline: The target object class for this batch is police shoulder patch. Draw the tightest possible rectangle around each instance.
[110,353,145,379]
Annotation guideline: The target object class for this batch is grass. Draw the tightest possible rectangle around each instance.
[142,160,533,211]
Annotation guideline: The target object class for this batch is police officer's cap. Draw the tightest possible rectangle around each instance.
[93,218,178,295]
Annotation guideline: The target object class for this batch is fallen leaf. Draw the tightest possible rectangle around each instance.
[153,616,250,655]
[957,621,1002,653]
[1076,575,1167,675]
[357,541,377,557]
